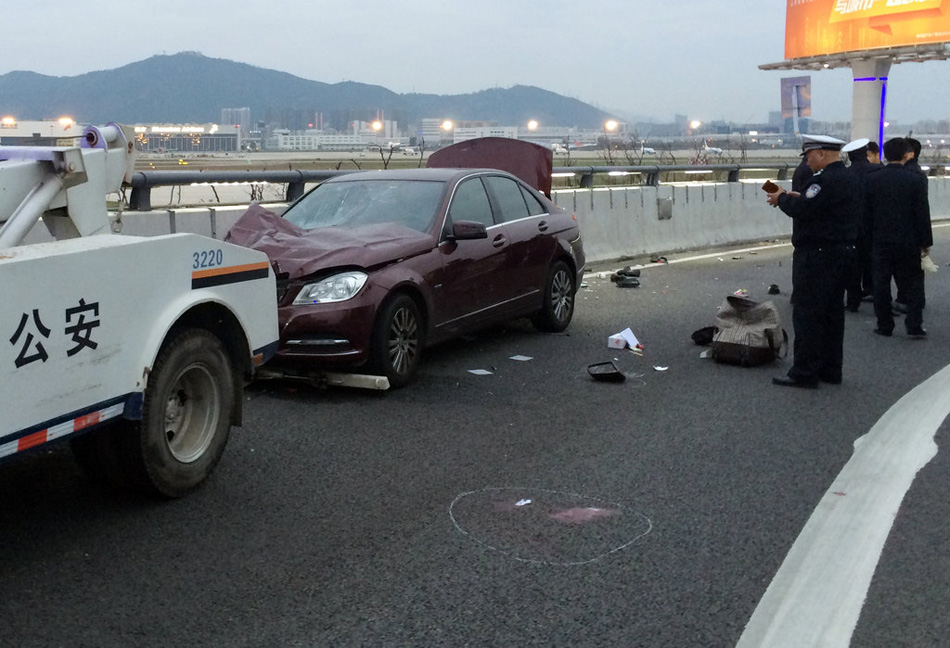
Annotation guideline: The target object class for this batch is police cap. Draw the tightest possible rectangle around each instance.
[842,137,870,153]
[800,134,846,156]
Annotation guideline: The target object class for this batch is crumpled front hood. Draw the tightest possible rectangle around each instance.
[226,203,436,278]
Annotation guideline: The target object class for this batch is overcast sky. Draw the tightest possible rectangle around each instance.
[3,0,948,126]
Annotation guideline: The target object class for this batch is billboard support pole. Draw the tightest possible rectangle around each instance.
[851,58,891,147]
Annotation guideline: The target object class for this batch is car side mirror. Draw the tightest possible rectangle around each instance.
[448,220,488,241]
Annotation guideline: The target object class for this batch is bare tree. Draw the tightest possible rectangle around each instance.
[373,143,398,169]
[658,142,677,165]
[688,141,707,165]
[416,137,426,168]
[622,131,644,165]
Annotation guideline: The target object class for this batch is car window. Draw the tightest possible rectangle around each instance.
[284,179,444,233]
[484,176,530,222]
[519,185,548,216]
[447,178,494,228]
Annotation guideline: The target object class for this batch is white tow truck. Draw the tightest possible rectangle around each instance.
[0,123,278,497]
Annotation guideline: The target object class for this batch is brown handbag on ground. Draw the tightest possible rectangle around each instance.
[710,296,787,367]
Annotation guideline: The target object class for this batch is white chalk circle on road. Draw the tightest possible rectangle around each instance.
[449,487,653,566]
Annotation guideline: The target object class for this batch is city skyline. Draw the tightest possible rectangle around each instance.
[2,1,950,125]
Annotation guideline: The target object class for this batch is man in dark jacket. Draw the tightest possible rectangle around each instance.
[905,137,927,177]
[894,136,929,312]
[766,135,861,388]
[865,137,932,338]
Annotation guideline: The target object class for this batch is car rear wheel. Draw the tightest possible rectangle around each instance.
[371,293,424,389]
[532,260,576,332]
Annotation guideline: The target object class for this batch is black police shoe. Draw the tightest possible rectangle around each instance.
[908,328,928,339]
[772,375,819,389]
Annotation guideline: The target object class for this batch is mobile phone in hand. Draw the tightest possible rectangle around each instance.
[762,180,780,193]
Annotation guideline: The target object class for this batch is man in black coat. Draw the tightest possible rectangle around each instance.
[865,137,932,338]
[766,135,861,388]
[905,137,927,177]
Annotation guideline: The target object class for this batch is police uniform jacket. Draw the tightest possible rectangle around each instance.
[791,158,813,193]
[848,156,878,179]
[847,157,877,235]
[777,160,861,248]
[864,163,932,248]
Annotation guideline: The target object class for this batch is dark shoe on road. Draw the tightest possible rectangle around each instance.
[873,328,893,337]
[908,328,928,339]
[819,373,842,385]
[772,375,819,389]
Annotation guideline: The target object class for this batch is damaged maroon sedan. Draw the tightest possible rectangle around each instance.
[226,167,584,388]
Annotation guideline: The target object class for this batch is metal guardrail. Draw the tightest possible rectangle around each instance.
[128,169,348,211]
[127,163,795,211]
[554,163,793,187]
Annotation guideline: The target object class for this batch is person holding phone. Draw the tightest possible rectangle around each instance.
[765,135,861,388]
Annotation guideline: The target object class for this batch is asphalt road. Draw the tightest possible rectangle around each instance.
[3,227,950,647]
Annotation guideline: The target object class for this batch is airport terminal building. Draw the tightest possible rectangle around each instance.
[0,118,241,152]
[132,124,240,153]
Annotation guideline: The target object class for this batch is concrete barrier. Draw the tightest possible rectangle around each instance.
[552,176,950,263]
[19,177,950,265]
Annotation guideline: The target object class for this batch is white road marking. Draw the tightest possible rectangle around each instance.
[736,363,950,647]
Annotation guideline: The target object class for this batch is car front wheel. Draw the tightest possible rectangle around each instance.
[371,293,424,389]
[532,260,576,332]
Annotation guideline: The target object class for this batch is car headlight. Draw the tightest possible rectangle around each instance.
[293,271,368,304]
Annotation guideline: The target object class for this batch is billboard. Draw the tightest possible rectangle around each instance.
[780,76,812,118]
[785,0,950,59]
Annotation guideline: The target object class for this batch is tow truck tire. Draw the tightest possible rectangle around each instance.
[121,328,235,498]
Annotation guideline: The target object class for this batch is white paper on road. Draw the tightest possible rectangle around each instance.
[737,363,950,648]
[468,369,493,375]
[619,327,640,348]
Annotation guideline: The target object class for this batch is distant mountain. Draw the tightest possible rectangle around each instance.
[0,52,611,130]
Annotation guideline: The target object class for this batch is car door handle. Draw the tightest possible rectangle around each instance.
[492,234,507,247]
[537,220,549,232]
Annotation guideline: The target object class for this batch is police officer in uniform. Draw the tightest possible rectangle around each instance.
[791,156,813,193]
[766,135,861,388]
[842,138,876,310]
[865,137,932,338]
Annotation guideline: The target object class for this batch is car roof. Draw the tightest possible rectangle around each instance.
[324,168,512,184]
